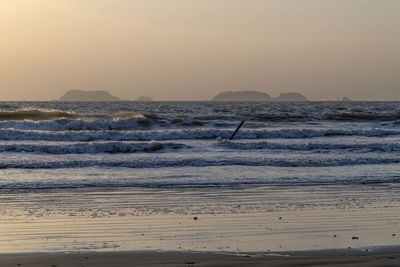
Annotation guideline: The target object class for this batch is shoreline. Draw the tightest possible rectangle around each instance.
[1,185,400,254]
[1,247,400,266]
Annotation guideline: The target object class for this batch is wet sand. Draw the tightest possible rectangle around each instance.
[0,185,399,265]
[1,185,400,253]
[1,248,400,267]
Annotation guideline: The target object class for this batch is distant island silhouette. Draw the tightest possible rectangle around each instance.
[277,92,308,101]
[341,97,352,101]
[212,91,309,101]
[134,96,154,101]
[58,89,309,102]
[59,90,122,101]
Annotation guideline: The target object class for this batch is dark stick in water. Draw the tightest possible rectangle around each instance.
[229,121,245,140]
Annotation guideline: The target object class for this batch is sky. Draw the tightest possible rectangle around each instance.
[1,0,400,101]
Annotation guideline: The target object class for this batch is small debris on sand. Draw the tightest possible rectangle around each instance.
[352,236,359,240]
[334,234,336,237]
[193,216,198,221]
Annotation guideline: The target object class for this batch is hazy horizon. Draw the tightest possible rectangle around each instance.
[1,0,400,101]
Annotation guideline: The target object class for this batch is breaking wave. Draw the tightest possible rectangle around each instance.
[197,111,400,122]
[2,175,400,190]
[1,156,400,169]
[0,109,78,121]
[1,128,400,141]
[323,112,400,121]
[1,101,400,185]
[220,140,400,152]
[112,112,149,121]
[0,118,152,131]
[0,142,189,154]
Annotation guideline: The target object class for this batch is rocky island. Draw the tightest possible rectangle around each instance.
[212,90,309,101]
[58,90,122,101]
[277,92,309,101]
[134,96,154,101]
[212,91,272,101]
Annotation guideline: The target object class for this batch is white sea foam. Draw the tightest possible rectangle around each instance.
[0,118,149,131]
[1,164,400,190]
[220,140,400,152]
[0,108,78,121]
[0,141,189,154]
[1,154,400,169]
[0,128,399,142]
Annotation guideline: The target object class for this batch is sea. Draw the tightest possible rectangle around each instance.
[1,101,400,190]
[2,101,400,253]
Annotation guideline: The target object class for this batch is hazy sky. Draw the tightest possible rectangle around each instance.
[1,0,400,101]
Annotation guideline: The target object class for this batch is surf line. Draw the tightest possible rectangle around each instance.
[229,121,245,140]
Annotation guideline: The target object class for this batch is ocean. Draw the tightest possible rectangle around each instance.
[1,101,400,253]
[1,101,400,189]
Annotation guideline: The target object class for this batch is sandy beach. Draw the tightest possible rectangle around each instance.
[1,184,400,266]
[1,248,400,267]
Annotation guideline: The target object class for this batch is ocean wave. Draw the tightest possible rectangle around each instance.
[0,115,212,131]
[0,108,160,131]
[0,109,77,121]
[0,142,189,154]
[3,109,400,133]
[1,128,400,141]
[192,111,400,122]
[220,140,400,152]
[0,117,152,131]
[1,156,400,169]
[323,112,400,121]
[2,176,400,190]
[112,112,149,121]
[245,113,308,121]
[172,117,204,126]
[195,112,400,122]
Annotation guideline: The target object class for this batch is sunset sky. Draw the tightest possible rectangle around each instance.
[1,0,399,101]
